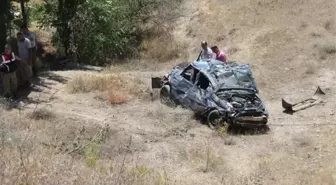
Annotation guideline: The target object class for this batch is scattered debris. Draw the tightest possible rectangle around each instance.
[282,86,326,113]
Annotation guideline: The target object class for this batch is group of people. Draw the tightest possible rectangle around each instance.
[199,41,227,62]
[0,24,37,99]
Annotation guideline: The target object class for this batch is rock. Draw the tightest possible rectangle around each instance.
[17,101,25,108]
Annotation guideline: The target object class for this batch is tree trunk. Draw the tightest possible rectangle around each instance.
[0,0,10,52]
[20,0,28,26]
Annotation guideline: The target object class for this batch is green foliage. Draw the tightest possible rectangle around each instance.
[218,124,229,137]
[30,0,85,56]
[135,165,151,177]
[84,142,99,166]
[72,0,138,64]
[30,0,181,65]
[155,171,169,185]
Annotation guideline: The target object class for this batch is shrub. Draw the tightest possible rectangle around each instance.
[107,91,128,105]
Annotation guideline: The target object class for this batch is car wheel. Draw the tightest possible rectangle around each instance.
[207,110,225,130]
[160,85,175,107]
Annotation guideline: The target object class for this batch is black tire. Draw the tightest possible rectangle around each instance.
[159,85,175,107]
[207,109,225,130]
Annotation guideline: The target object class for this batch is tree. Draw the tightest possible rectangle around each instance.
[31,0,183,65]
[0,0,13,52]
[32,0,85,55]
[33,0,141,64]
[19,0,28,26]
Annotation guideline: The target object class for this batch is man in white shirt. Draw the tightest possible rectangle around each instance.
[16,32,33,87]
[200,41,213,61]
[21,24,37,77]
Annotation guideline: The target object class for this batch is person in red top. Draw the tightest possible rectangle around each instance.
[211,46,227,63]
[1,45,21,99]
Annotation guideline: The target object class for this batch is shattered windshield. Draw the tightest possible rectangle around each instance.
[197,61,257,91]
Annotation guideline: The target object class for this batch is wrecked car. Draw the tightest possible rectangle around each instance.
[150,59,269,129]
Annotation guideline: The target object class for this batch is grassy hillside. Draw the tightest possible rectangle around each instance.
[174,0,335,95]
[0,0,335,185]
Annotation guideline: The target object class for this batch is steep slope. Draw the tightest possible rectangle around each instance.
[174,0,335,97]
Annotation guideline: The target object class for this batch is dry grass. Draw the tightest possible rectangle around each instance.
[107,91,128,105]
[324,20,334,31]
[67,73,125,93]
[300,21,308,29]
[136,0,187,62]
[0,101,198,185]
[305,61,318,75]
[66,71,153,104]
[310,32,323,37]
[223,136,236,146]
[1,101,190,185]
[1,100,335,185]
[227,47,240,55]
[292,134,313,147]
[140,32,189,62]
[66,72,131,104]
[203,148,225,173]
[28,107,55,120]
[0,113,174,185]
[31,27,56,54]
[316,39,336,59]
[319,39,336,54]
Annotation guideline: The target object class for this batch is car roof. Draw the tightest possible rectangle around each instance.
[188,60,258,91]
[191,59,225,71]
[191,61,210,70]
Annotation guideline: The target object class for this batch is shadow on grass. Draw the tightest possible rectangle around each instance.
[0,71,69,110]
[0,72,68,111]
[227,125,270,135]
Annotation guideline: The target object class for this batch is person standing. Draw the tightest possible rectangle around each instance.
[1,45,21,99]
[16,32,33,87]
[21,24,37,77]
[200,41,213,61]
[211,45,227,63]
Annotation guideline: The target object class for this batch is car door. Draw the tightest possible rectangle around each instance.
[170,65,194,104]
[181,72,213,113]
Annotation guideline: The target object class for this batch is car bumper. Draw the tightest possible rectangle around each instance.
[232,115,268,127]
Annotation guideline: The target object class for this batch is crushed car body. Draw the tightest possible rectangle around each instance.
[150,59,269,129]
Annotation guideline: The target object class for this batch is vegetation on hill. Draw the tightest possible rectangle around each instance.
[29,0,182,66]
